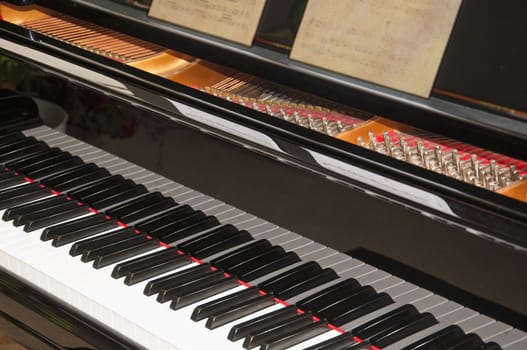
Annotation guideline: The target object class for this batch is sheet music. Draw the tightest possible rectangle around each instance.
[149,0,267,46]
[291,0,462,97]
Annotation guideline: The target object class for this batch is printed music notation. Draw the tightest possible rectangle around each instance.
[290,0,462,97]
[149,0,267,46]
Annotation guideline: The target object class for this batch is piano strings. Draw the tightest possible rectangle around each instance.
[1,1,526,203]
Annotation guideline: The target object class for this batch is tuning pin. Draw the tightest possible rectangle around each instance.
[265,104,277,117]
[307,114,315,128]
[471,155,480,180]
[423,151,432,170]
[326,121,339,136]
[462,166,470,182]
[293,111,301,124]
[368,131,376,147]
[417,140,424,159]
[434,145,442,168]
[497,173,505,188]
[452,150,461,172]
[279,108,288,120]
[490,160,499,181]
[357,136,366,147]
[481,170,488,189]
[321,118,330,134]
[509,164,517,180]
[399,135,407,147]
[383,132,392,155]
[336,120,344,132]
[402,143,410,161]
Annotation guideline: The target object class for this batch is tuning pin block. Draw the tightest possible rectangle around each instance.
[203,85,363,136]
[356,131,525,192]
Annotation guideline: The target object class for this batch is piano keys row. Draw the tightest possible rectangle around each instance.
[0,94,525,349]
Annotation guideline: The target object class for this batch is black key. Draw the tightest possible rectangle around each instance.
[24,205,90,232]
[258,262,322,295]
[341,342,369,349]
[352,305,419,340]
[81,234,150,263]
[0,137,39,154]
[243,313,315,349]
[67,175,126,200]
[112,248,185,278]
[0,186,51,209]
[0,182,42,199]
[78,180,136,204]
[0,184,49,209]
[211,240,272,270]
[303,332,357,350]
[4,147,60,169]
[177,224,237,247]
[40,163,100,188]
[157,268,224,303]
[227,305,301,340]
[70,227,135,257]
[26,157,85,180]
[124,252,192,285]
[192,230,252,259]
[0,118,42,133]
[401,325,465,350]
[90,185,148,210]
[105,192,165,217]
[177,224,246,256]
[0,132,24,146]
[158,215,219,244]
[316,286,377,321]
[228,246,286,276]
[0,170,17,181]
[227,306,297,341]
[12,200,81,227]
[134,205,193,233]
[239,251,301,281]
[143,264,211,296]
[297,278,361,312]
[54,168,111,193]
[483,343,502,350]
[42,213,109,241]
[275,268,338,300]
[117,197,177,224]
[261,321,331,350]
[442,333,486,350]
[205,293,276,330]
[146,210,206,238]
[0,138,39,156]
[3,195,68,221]
[330,293,393,326]
[0,142,48,165]
[51,217,118,247]
[193,287,263,322]
[0,175,28,190]
[371,313,437,348]
[93,237,160,269]
[16,152,71,174]
[170,276,240,310]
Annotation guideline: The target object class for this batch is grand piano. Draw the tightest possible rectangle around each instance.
[0,0,526,349]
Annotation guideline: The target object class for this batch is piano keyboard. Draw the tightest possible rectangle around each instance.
[0,99,526,350]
